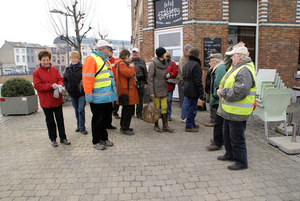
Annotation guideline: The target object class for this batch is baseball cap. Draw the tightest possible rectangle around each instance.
[225,46,249,56]
[184,44,193,50]
[96,40,113,48]
[132,47,139,52]
[208,53,223,60]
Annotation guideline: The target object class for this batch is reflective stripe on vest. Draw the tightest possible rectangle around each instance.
[220,62,257,116]
[90,54,112,88]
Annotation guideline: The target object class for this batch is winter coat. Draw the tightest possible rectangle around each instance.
[130,57,148,84]
[114,58,139,105]
[209,61,227,107]
[33,64,64,108]
[167,60,178,92]
[182,56,204,98]
[63,62,85,98]
[147,57,169,98]
[177,54,188,81]
[205,67,213,94]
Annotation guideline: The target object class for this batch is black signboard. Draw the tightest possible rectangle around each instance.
[203,38,222,68]
[155,0,182,29]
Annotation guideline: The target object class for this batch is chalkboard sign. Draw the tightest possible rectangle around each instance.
[155,0,182,29]
[203,38,222,68]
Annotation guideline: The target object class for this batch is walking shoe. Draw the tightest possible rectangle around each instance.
[100,140,114,147]
[120,128,134,135]
[106,125,117,129]
[128,128,134,131]
[210,138,214,144]
[60,139,71,145]
[194,124,199,129]
[168,117,172,121]
[75,128,80,132]
[227,164,248,171]
[113,113,121,119]
[51,141,58,147]
[217,155,234,161]
[93,142,106,150]
[205,122,215,127]
[185,128,198,132]
[80,130,88,135]
[181,118,186,123]
[206,143,222,151]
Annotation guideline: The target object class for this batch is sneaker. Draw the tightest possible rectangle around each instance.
[206,143,222,151]
[100,140,114,147]
[181,118,186,123]
[227,164,248,171]
[93,142,106,150]
[205,122,215,127]
[51,141,58,147]
[185,128,198,132]
[168,117,172,121]
[120,128,134,135]
[217,155,234,161]
[113,113,121,119]
[60,139,71,145]
[80,130,88,135]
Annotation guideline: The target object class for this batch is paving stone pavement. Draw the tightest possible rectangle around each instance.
[0,101,300,201]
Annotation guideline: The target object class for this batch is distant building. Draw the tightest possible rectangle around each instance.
[23,43,46,74]
[44,44,68,74]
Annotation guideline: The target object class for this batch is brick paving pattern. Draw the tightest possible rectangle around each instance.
[0,101,300,201]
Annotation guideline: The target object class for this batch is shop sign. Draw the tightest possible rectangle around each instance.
[155,0,182,29]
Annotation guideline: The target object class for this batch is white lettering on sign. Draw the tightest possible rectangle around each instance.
[158,0,181,21]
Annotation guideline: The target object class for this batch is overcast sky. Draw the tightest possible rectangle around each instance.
[0,0,132,47]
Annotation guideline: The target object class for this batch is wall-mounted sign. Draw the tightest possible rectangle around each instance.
[155,0,182,29]
[203,38,222,68]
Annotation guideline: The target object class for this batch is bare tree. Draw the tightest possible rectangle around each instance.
[46,0,96,59]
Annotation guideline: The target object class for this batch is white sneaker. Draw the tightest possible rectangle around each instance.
[181,118,186,123]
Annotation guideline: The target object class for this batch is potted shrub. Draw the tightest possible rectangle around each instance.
[0,77,38,115]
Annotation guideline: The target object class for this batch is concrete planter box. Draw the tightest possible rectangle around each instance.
[0,95,38,115]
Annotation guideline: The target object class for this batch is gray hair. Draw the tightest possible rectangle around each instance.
[236,53,250,61]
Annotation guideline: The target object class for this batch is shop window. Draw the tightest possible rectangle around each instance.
[155,28,182,63]
[229,0,257,23]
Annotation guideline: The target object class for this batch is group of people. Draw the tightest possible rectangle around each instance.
[32,40,256,171]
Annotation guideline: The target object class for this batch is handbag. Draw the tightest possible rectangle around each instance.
[142,97,161,123]
[117,63,129,106]
[167,78,179,85]
[78,62,106,93]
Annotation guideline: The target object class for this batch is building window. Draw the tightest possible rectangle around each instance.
[57,57,60,64]
[31,49,34,53]
[36,56,38,62]
[35,50,38,54]
[16,55,19,62]
[27,49,29,53]
[16,49,19,53]
[22,56,25,62]
[229,0,257,23]
[155,27,182,63]
[22,49,25,53]
[53,56,56,62]
[31,56,34,62]
[62,56,64,63]
[27,56,30,62]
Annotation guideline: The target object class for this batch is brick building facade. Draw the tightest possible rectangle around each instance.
[131,0,300,88]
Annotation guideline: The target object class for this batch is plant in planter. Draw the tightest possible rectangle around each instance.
[0,77,38,115]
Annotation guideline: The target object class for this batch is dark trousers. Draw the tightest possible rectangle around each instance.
[223,119,248,167]
[213,114,224,146]
[186,97,198,129]
[90,102,111,144]
[210,108,217,123]
[112,101,119,115]
[42,105,66,141]
[136,80,145,117]
[121,105,134,131]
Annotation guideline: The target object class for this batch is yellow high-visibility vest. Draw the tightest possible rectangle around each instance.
[219,62,257,115]
[90,54,112,88]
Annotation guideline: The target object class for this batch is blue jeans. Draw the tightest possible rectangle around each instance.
[185,97,198,129]
[223,119,248,167]
[70,95,86,131]
[181,96,189,120]
[167,91,173,118]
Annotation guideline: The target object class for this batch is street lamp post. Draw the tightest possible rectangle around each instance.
[50,9,71,65]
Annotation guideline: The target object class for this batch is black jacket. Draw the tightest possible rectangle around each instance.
[131,57,148,84]
[182,56,204,98]
[63,62,85,97]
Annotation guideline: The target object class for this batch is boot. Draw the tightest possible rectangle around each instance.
[162,114,174,132]
[154,121,162,133]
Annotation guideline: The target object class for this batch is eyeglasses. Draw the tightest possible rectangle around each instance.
[107,46,114,52]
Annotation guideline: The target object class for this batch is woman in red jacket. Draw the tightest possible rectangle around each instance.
[166,51,178,121]
[114,49,139,135]
[33,51,70,147]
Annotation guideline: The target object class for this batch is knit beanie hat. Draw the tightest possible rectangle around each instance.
[156,47,166,58]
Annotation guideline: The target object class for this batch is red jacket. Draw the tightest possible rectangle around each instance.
[114,58,139,105]
[167,60,178,91]
[33,64,64,108]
